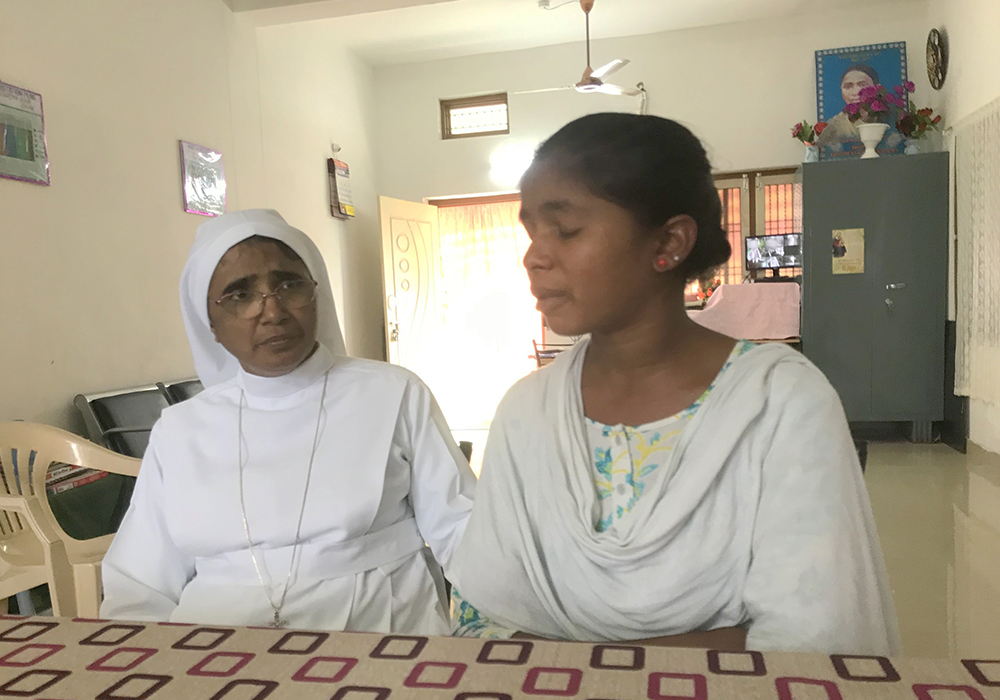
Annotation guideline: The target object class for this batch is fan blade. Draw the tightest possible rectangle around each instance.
[597,83,641,97]
[513,86,575,95]
[590,58,629,80]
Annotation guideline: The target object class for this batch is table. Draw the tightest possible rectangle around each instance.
[0,616,996,699]
[688,283,801,342]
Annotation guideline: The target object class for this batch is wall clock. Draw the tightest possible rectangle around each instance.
[926,28,948,90]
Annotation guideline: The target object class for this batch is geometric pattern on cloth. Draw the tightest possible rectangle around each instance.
[0,616,996,699]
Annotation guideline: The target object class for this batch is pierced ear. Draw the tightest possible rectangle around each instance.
[652,215,698,272]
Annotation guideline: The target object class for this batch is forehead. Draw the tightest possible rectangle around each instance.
[842,70,873,84]
[210,238,309,284]
[519,161,594,212]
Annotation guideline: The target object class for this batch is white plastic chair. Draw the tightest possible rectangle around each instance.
[0,422,140,617]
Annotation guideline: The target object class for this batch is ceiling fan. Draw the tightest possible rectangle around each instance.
[515,0,644,99]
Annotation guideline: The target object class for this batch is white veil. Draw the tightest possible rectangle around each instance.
[179,209,347,387]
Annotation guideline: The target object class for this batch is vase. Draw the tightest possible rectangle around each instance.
[857,123,889,159]
[905,138,921,155]
[803,145,819,163]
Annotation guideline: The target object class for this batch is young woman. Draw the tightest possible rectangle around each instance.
[101,209,476,633]
[450,114,899,654]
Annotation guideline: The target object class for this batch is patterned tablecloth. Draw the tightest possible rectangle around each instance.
[0,616,997,699]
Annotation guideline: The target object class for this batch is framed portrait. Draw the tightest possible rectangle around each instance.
[0,81,49,186]
[179,140,226,217]
[815,43,908,160]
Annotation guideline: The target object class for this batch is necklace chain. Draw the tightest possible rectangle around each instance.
[238,370,329,628]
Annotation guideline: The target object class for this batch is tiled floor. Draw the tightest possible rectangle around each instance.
[865,442,1000,659]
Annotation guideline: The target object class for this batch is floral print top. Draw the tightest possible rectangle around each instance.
[452,340,757,638]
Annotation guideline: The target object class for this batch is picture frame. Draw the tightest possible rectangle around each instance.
[0,81,49,186]
[815,43,908,160]
[327,157,355,219]
[179,140,226,217]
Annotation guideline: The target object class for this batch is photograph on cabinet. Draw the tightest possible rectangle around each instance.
[815,42,908,160]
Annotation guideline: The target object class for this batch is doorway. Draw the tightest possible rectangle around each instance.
[379,194,541,473]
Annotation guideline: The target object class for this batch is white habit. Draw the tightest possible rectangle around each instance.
[101,210,476,633]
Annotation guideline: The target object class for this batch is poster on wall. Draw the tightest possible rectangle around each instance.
[180,140,226,217]
[815,43,908,160]
[832,228,866,275]
[0,81,49,185]
[328,157,355,219]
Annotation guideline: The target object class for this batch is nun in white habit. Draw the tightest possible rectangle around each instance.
[101,209,476,634]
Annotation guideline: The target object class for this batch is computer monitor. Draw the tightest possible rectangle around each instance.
[745,234,802,271]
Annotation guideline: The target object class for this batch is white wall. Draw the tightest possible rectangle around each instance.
[0,0,241,430]
[373,3,930,202]
[0,2,387,434]
[245,21,385,360]
[929,0,1000,121]
[930,0,1000,455]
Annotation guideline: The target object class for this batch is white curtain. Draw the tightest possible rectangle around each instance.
[430,201,540,432]
[954,96,1000,404]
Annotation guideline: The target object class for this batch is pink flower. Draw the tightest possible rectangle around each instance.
[894,85,905,96]
[846,103,860,115]
[859,86,878,100]
[904,81,915,92]
[871,100,887,112]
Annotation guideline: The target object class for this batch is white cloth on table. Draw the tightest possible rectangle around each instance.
[688,282,800,340]
[449,339,900,654]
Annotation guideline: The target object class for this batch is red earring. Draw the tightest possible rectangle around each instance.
[657,257,668,269]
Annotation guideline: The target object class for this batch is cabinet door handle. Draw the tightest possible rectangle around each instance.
[886,283,907,290]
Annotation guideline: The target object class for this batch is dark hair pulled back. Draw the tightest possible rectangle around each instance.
[840,63,880,86]
[529,113,730,279]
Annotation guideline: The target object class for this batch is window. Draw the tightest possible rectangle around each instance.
[757,172,803,279]
[715,177,746,286]
[709,168,803,283]
[440,93,509,140]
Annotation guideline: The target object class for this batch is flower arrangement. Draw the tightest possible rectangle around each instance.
[697,277,721,301]
[791,120,827,145]
[892,82,943,139]
[845,82,910,124]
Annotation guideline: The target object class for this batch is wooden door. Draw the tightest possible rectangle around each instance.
[378,196,441,372]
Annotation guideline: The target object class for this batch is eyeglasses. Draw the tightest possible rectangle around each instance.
[214,279,318,319]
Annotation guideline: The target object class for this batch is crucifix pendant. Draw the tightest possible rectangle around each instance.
[271,610,286,629]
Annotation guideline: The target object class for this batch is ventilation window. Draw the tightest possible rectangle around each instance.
[440,93,509,139]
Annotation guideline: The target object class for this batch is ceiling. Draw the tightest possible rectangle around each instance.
[235,0,924,66]
[226,0,454,17]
